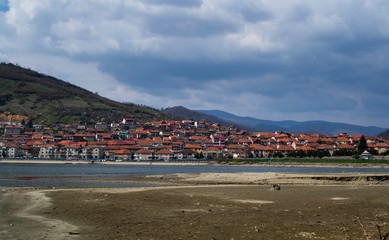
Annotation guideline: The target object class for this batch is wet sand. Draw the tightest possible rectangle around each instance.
[1,159,389,169]
[1,172,389,239]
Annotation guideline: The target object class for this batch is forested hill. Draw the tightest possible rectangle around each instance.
[378,129,389,140]
[0,62,172,124]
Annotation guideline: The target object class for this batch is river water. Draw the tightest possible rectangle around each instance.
[1,162,388,187]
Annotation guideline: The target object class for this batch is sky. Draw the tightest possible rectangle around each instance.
[0,0,388,128]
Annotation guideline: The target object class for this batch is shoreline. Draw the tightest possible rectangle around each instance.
[2,172,389,239]
[121,172,389,187]
[1,158,389,168]
[0,189,79,239]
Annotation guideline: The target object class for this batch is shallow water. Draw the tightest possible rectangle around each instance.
[1,162,388,187]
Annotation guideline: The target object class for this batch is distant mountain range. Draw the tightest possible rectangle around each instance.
[0,62,173,124]
[163,106,386,136]
[198,110,386,136]
[162,106,258,132]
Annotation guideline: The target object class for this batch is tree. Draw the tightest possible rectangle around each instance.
[27,119,33,130]
[358,135,368,154]
[44,121,52,128]
[195,152,204,159]
[296,149,306,158]
[272,151,284,158]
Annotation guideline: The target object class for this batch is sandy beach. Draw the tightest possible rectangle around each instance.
[1,172,389,239]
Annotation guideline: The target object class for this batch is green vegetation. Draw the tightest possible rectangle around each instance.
[0,78,17,94]
[358,135,368,153]
[0,62,177,124]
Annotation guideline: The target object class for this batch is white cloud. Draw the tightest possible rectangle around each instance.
[0,0,389,127]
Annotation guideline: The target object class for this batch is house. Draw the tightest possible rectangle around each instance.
[336,137,350,145]
[127,144,143,154]
[319,138,335,145]
[182,149,196,159]
[89,145,104,159]
[337,144,355,151]
[4,142,23,158]
[134,149,153,161]
[297,146,315,151]
[263,146,275,158]
[276,145,295,155]
[103,145,123,159]
[80,146,92,159]
[223,144,246,158]
[39,144,60,159]
[277,138,293,146]
[374,142,389,155]
[86,134,96,142]
[249,144,265,158]
[203,146,222,159]
[122,118,135,125]
[194,121,205,128]
[138,139,154,149]
[114,149,131,160]
[155,149,174,161]
[173,151,184,160]
[64,145,81,159]
[4,125,21,135]
[183,144,203,154]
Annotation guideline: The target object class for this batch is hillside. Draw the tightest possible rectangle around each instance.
[0,62,172,124]
[378,129,389,140]
[199,110,386,136]
[162,106,257,131]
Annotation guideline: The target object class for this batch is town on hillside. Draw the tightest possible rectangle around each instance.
[1,117,389,161]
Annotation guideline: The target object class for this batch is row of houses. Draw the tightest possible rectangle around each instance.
[1,118,389,160]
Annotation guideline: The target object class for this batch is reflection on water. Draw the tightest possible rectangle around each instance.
[0,162,388,187]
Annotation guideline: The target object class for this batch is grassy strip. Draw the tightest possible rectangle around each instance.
[223,158,389,164]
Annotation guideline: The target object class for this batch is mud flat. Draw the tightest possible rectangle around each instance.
[1,172,389,239]
[0,189,79,240]
[2,159,389,169]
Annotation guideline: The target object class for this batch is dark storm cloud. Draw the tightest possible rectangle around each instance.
[97,54,280,91]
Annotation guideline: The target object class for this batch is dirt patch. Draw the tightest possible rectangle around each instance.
[39,185,389,239]
[2,172,389,239]
[0,189,79,240]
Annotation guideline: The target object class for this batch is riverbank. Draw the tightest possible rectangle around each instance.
[1,158,389,168]
[1,172,389,239]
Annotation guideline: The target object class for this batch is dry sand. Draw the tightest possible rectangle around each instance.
[1,172,389,239]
